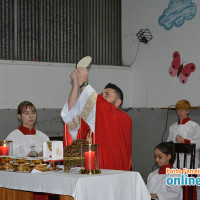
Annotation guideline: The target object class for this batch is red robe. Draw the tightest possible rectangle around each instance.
[63,94,132,171]
[93,95,132,170]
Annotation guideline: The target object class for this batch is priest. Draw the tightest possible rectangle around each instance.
[61,67,132,171]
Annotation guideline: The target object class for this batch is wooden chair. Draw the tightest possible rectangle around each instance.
[174,143,196,200]
[49,136,63,141]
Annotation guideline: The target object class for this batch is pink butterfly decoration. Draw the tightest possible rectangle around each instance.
[169,51,196,84]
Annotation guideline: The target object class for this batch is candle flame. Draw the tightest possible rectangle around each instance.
[3,144,6,147]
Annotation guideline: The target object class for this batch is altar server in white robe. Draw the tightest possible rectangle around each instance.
[167,99,200,168]
[147,142,182,200]
[6,101,49,157]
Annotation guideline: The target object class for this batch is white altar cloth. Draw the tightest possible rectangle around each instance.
[0,169,150,200]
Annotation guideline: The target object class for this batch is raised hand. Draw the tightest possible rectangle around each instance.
[76,67,88,87]
[70,69,79,87]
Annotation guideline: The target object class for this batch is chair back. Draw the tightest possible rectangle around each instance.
[174,143,196,200]
[49,136,63,141]
[174,143,196,169]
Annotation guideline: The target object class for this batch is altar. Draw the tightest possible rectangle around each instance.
[0,168,151,200]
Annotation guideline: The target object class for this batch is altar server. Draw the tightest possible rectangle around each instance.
[61,67,132,170]
[147,142,182,200]
[6,101,49,157]
[167,99,200,168]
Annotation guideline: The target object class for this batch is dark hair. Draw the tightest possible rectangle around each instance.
[18,101,36,115]
[104,83,123,107]
[155,142,176,165]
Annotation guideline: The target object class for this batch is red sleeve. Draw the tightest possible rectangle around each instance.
[95,95,132,171]
[63,120,90,148]
[63,123,73,148]
[77,119,90,140]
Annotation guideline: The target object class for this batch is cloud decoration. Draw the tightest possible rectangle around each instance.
[158,0,197,30]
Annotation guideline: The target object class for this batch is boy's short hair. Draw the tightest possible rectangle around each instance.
[18,101,36,115]
[176,99,191,110]
[104,83,123,107]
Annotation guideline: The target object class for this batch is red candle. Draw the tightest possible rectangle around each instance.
[85,151,95,170]
[0,144,9,156]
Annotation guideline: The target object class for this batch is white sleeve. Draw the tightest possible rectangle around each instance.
[157,184,182,200]
[146,173,153,190]
[61,85,98,138]
[147,170,182,200]
[190,123,200,151]
[61,102,80,140]
[167,125,174,142]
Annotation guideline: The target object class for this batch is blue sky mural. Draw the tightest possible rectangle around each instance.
[158,0,197,30]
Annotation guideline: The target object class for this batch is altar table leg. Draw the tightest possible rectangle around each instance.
[60,195,74,200]
[0,188,33,200]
